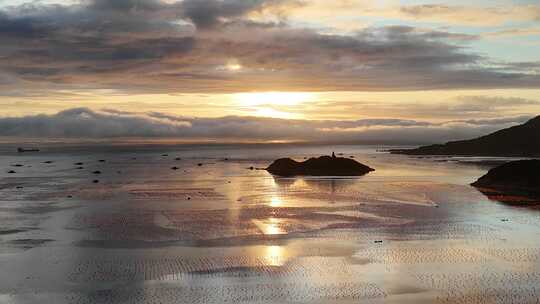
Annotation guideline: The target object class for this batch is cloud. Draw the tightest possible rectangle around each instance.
[450,96,540,113]
[0,108,192,138]
[179,0,296,29]
[483,27,540,38]
[279,95,540,121]
[0,108,532,144]
[0,0,539,97]
[397,4,540,26]
[280,1,540,27]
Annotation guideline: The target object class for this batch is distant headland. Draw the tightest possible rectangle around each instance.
[391,115,540,157]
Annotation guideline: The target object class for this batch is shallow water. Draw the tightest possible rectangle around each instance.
[0,144,539,304]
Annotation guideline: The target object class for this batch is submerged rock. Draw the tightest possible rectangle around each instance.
[471,159,540,201]
[266,155,374,177]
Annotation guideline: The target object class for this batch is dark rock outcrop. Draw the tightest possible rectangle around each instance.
[393,115,540,157]
[267,155,374,177]
[17,148,39,153]
[471,160,540,201]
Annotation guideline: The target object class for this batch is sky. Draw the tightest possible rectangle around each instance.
[0,0,539,143]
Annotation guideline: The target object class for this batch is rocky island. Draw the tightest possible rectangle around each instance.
[471,160,540,203]
[267,154,374,177]
[392,115,540,157]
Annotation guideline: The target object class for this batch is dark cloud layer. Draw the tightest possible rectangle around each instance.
[0,0,539,96]
[0,108,531,144]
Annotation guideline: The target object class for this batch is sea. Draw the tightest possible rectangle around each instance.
[0,143,538,304]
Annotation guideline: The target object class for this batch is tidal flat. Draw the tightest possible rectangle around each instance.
[0,144,539,304]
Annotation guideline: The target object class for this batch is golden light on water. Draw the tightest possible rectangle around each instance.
[266,218,283,235]
[265,245,284,266]
[270,196,283,207]
[253,217,285,235]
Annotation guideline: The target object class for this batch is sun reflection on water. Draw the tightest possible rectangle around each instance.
[253,217,286,235]
[270,196,283,207]
[265,245,284,266]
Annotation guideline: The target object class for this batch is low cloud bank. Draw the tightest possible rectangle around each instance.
[0,108,532,144]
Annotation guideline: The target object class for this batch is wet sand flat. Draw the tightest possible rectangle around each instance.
[0,144,539,303]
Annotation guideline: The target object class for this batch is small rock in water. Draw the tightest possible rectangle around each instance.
[43,161,53,164]
[98,160,106,162]
[67,195,73,198]
[93,171,101,174]
[175,157,181,161]
[16,186,23,189]
[75,162,83,165]
[197,163,203,167]
[501,218,509,222]
[267,155,374,177]
[249,166,254,170]
[7,170,16,174]
[76,167,84,170]
[162,154,168,157]
[374,240,383,244]
[92,180,99,183]
[171,167,179,170]
[187,197,191,200]
[13,164,23,167]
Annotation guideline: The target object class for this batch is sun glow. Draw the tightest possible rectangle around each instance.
[235,92,314,107]
[234,92,314,118]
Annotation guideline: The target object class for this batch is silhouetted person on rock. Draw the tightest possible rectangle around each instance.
[332,152,336,158]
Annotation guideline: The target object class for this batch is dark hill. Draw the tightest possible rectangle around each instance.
[266,155,374,177]
[472,160,540,192]
[392,116,540,157]
[471,160,540,200]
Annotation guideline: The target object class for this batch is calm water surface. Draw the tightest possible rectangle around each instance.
[0,144,538,304]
